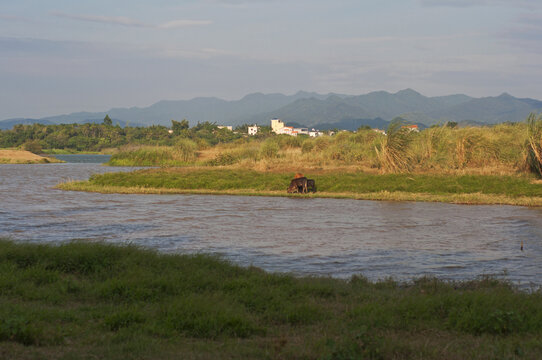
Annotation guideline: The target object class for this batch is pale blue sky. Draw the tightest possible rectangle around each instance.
[1,0,541,118]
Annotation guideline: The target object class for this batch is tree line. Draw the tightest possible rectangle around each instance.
[0,116,271,152]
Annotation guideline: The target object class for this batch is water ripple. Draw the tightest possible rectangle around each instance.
[1,160,541,288]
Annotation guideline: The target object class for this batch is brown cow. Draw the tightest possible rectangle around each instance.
[287,177,308,193]
[287,177,316,193]
[306,179,316,193]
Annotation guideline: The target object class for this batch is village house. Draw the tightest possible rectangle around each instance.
[217,125,233,131]
[276,126,296,136]
[270,118,321,137]
[309,129,323,137]
[403,124,419,132]
[271,118,285,134]
[248,124,258,136]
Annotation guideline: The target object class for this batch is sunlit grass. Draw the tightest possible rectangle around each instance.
[59,168,542,206]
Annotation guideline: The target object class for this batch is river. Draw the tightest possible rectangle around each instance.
[0,155,540,288]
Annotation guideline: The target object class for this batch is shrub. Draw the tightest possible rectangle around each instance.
[23,140,42,154]
[259,139,279,159]
[301,139,315,154]
[174,138,198,162]
[209,153,238,166]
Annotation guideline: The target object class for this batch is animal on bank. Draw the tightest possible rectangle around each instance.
[287,176,316,194]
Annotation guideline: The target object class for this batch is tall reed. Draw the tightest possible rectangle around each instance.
[525,113,542,176]
[375,120,412,173]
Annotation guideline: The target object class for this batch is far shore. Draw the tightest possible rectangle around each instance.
[0,149,63,164]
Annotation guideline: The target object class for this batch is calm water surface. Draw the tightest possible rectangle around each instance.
[1,155,541,288]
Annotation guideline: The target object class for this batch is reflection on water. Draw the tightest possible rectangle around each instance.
[51,154,111,163]
[1,159,541,288]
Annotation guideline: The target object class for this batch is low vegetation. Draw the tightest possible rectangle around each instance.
[100,115,541,176]
[59,168,542,206]
[1,239,541,359]
[0,119,267,152]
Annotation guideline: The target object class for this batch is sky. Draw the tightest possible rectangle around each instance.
[1,0,542,119]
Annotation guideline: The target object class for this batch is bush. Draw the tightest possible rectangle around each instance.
[175,138,198,162]
[23,140,42,154]
[259,139,279,159]
[301,140,315,154]
[209,153,238,166]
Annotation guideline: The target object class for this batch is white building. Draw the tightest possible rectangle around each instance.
[294,128,309,135]
[217,125,233,131]
[276,126,296,136]
[248,124,258,136]
[309,129,323,137]
[271,118,285,134]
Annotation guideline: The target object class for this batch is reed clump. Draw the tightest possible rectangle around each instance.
[375,120,413,173]
[103,114,542,177]
[525,113,542,176]
[108,144,198,167]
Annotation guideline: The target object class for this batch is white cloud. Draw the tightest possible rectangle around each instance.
[51,12,148,27]
[158,20,212,28]
[51,12,212,29]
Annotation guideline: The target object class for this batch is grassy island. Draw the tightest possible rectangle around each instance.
[57,115,542,206]
[1,240,541,359]
[59,167,542,206]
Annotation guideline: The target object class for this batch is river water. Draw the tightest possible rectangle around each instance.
[1,155,541,288]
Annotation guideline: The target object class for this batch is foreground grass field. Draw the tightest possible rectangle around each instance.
[59,168,542,206]
[1,240,541,359]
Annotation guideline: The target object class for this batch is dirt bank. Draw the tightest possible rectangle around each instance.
[0,149,63,164]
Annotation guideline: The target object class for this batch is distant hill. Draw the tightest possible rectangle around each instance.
[313,118,391,131]
[0,118,56,130]
[0,117,134,130]
[428,93,542,123]
[2,89,541,130]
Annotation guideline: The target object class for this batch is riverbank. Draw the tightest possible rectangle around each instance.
[0,149,63,164]
[1,239,540,359]
[58,168,542,206]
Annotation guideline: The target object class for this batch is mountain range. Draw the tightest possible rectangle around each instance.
[2,89,542,130]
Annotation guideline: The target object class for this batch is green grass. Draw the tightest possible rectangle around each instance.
[87,169,292,191]
[315,172,542,198]
[61,168,542,206]
[1,239,541,359]
[107,146,196,167]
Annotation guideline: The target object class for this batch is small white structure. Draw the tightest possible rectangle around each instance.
[309,129,323,137]
[373,129,386,135]
[168,129,174,134]
[217,125,233,131]
[403,124,420,133]
[293,128,309,135]
[271,118,285,134]
[248,124,259,136]
[276,126,296,136]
